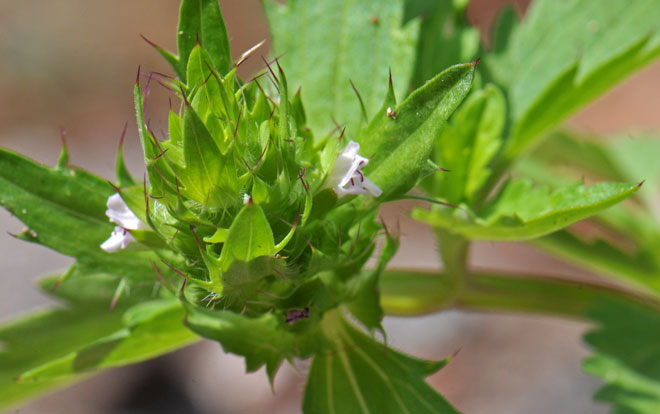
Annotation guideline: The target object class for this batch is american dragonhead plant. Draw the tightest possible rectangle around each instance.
[2,0,660,412]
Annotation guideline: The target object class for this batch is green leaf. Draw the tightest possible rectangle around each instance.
[583,300,660,414]
[424,84,505,204]
[345,227,399,332]
[218,201,276,268]
[157,0,232,80]
[361,61,477,199]
[492,0,660,157]
[414,180,642,241]
[302,310,457,414]
[410,0,480,88]
[0,148,114,256]
[264,0,419,137]
[534,231,660,296]
[0,284,127,409]
[181,103,223,203]
[514,132,660,294]
[185,306,294,383]
[18,300,197,382]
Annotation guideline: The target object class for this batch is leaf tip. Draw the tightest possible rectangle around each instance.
[471,57,481,67]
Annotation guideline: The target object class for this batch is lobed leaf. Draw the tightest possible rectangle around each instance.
[583,300,660,414]
[185,306,294,383]
[303,310,457,414]
[489,0,660,157]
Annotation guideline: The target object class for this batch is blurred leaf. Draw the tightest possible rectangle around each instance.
[410,0,480,88]
[534,231,660,296]
[584,300,660,414]
[18,300,197,382]
[424,84,505,204]
[264,0,419,137]
[361,62,476,198]
[0,309,122,408]
[414,180,641,241]
[185,306,294,383]
[490,0,660,157]
[303,310,457,414]
[520,131,629,183]
[515,132,660,294]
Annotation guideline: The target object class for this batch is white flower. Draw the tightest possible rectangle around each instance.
[327,141,382,197]
[100,226,137,253]
[100,193,147,252]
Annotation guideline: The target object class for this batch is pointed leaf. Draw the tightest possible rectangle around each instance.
[219,202,276,268]
[177,0,231,79]
[360,62,476,198]
[414,180,642,241]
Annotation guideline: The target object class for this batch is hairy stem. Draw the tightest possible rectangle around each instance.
[379,270,660,319]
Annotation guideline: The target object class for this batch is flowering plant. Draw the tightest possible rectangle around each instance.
[2,0,660,412]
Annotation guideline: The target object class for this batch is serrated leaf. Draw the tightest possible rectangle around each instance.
[414,180,641,241]
[264,0,419,137]
[490,0,660,157]
[583,300,660,414]
[18,299,197,382]
[185,306,294,383]
[303,310,457,414]
[361,62,476,199]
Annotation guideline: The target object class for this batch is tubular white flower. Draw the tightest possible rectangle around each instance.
[105,193,148,230]
[100,226,137,253]
[100,193,147,252]
[327,141,382,197]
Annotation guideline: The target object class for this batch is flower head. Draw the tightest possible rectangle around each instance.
[100,193,147,252]
[327,141,382,197]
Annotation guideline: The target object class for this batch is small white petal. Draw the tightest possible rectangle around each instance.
[361,176,383,197]
[106,193,147,230]
[326,141,382,198]
[100,226,136,252]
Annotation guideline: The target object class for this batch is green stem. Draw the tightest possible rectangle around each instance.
[435,230,470,292]
[379,270,660,319]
